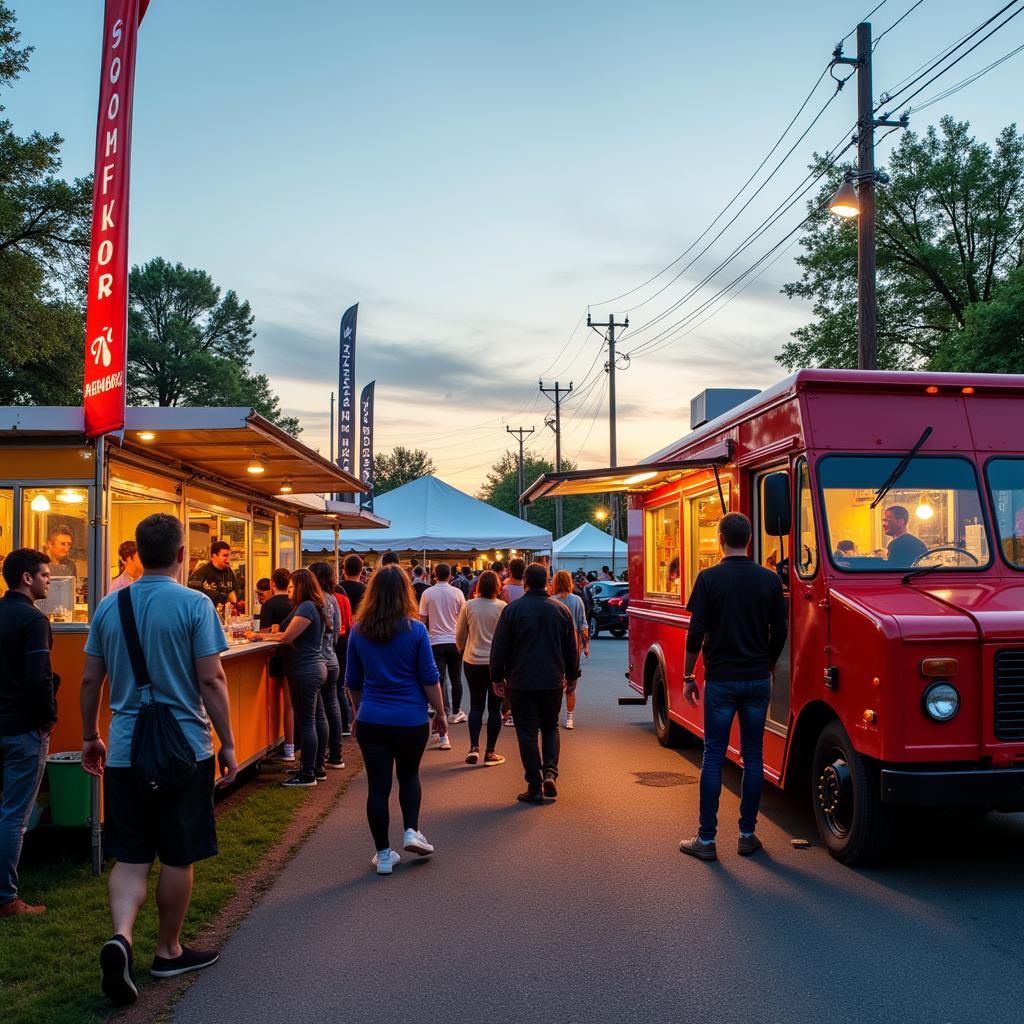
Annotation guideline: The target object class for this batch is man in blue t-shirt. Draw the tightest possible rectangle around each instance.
[81,514,237,1006]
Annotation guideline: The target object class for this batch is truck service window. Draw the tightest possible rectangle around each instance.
[818,456,989,572]
[985,459,1024,568]
[22,486,91,622]
[645,500,681,598]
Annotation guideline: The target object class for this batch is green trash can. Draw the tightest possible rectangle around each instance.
[46,752,92,827]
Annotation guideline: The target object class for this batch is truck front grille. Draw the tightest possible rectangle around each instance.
[994,649,1024,742]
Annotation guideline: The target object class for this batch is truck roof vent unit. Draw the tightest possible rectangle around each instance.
[690,388,760,430]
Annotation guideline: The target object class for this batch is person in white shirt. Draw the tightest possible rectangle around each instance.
[109,541,143,593]
[419,563,466,747]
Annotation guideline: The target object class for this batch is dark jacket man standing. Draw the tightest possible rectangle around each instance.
[0,548,57,917]
[679,512,787,861]
[490,563,580,804]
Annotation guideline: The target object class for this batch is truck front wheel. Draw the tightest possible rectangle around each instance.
[811,722,892,866]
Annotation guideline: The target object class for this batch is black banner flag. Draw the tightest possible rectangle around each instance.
[337,303,358,500]
[360,380,375,511]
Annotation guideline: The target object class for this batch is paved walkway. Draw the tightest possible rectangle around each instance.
[175,641,1024,1024]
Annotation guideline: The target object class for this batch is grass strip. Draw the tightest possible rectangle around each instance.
[0,783,307,1024]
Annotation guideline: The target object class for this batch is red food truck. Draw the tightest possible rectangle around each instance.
[522,369,1024,864]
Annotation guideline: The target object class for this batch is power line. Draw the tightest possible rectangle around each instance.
[873,0,928,49]
[906,40,1024,111]
[842,2,890,43]
[586,63,834,310]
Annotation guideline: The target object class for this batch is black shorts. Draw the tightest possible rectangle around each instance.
[103,756,218,867]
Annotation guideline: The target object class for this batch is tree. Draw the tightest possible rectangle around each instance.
[0,1,92,404]
[373,446,435,494]
[127,258,300,434]
[477,450,605,538]
[931,265,1024,373]
[779,118,1024,372]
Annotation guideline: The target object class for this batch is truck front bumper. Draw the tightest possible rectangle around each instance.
[881,767,1024,808]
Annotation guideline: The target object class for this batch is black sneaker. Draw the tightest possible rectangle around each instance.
[100,934,138,1005]
[314,768,328,781]
[517,788,545,804]
[325,759,345,769]
[542,775,558,799]
[150,945,220,978]
[738,833,764,856]
[281,773,316,788]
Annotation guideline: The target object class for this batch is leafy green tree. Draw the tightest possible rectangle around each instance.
[373,446,435,494]
[779,118,1024,372]
[477,450,606,538]
[0,1,92,404]
[127,258,300,434]
[931,265,1024,373]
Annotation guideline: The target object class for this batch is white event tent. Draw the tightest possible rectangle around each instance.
[303,475,552,560]
[551,521,627,573]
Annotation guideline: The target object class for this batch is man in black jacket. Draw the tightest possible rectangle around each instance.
[679,513,787,862]
[0,549,57,918]
[490,563,580,804]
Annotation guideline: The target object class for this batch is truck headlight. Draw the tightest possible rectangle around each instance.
[922,682,959,722]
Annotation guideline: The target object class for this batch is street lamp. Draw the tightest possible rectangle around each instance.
[827,175,860,218]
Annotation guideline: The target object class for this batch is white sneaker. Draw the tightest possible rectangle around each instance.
[565,713,575,730]
[403,828,434,856]
[434,733,451,750]
[371,849,401,874]
[450,710,468,724]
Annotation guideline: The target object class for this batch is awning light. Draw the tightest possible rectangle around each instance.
[247,455,267,475]
[623,471,658,486]
[137,431,156,441]
[279,478,294,493]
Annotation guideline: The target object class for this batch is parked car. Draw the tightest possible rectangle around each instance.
[588,581,629,638]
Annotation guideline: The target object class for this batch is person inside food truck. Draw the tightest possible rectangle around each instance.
[188,540,239,608]
[882,505,928,566]
[1007,506,1024,563]
[43,526,77,578]
[832,539,857,564]
[109,540,143,592]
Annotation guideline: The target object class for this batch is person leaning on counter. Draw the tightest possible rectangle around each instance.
[109,541,143,592]
[188,541,239,608]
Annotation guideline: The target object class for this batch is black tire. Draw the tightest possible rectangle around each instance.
[651,664,689,748]
[589,616,600,639]
[610,627,627,638]
[811,721,893,865]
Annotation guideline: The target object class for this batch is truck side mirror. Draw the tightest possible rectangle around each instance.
[763,471,791,537]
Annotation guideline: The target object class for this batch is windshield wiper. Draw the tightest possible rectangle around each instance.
[870,426,934,510]
[901,564,943,585]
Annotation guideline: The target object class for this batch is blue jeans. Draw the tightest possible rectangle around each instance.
[1,730,49,904]
[699,679,770,842]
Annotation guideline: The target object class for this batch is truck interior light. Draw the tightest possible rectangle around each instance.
[862,709,877,724]
[915,500,934,521]
[921,657,958,677]
[56,489,84,504]
[961,386,975,395]
[925,385,939,394]
[922,682,959,722]
[623,471,658,486]
[30,493,51,513]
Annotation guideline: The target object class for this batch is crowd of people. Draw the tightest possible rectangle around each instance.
[0,519,596,1006]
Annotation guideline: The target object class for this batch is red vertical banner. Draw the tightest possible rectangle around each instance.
[83,0,145,437]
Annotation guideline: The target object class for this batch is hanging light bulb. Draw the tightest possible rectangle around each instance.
[246,455,267,475]
[279,478,294,493]
[915,496,935,521]
[30,493,51,513]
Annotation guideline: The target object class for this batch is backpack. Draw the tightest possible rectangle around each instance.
[118,588,198,795]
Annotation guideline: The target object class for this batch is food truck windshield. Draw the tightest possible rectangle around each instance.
[818,454,990,572]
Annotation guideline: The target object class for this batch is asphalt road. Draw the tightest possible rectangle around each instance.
[175,639,1024,1024]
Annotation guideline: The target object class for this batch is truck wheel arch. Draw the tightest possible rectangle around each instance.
[783,700,838,791]
[643,646,667,698]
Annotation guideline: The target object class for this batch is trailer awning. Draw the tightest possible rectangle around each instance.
[520,440,732,505]
[285,496,390,531]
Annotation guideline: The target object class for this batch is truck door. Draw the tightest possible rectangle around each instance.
[754,467,792,733]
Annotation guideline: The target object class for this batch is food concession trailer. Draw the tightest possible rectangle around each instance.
[523,369,1024,865]
[0,405,384,775]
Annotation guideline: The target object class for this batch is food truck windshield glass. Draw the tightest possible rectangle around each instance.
[985,458,1024,568]
[818,456,989,572]
[22,486,90,621]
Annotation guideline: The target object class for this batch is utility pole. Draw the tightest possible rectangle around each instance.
[539,379,572,538]
[587,312,629,573]
[506,425,534,520]
[832,23,908,370]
